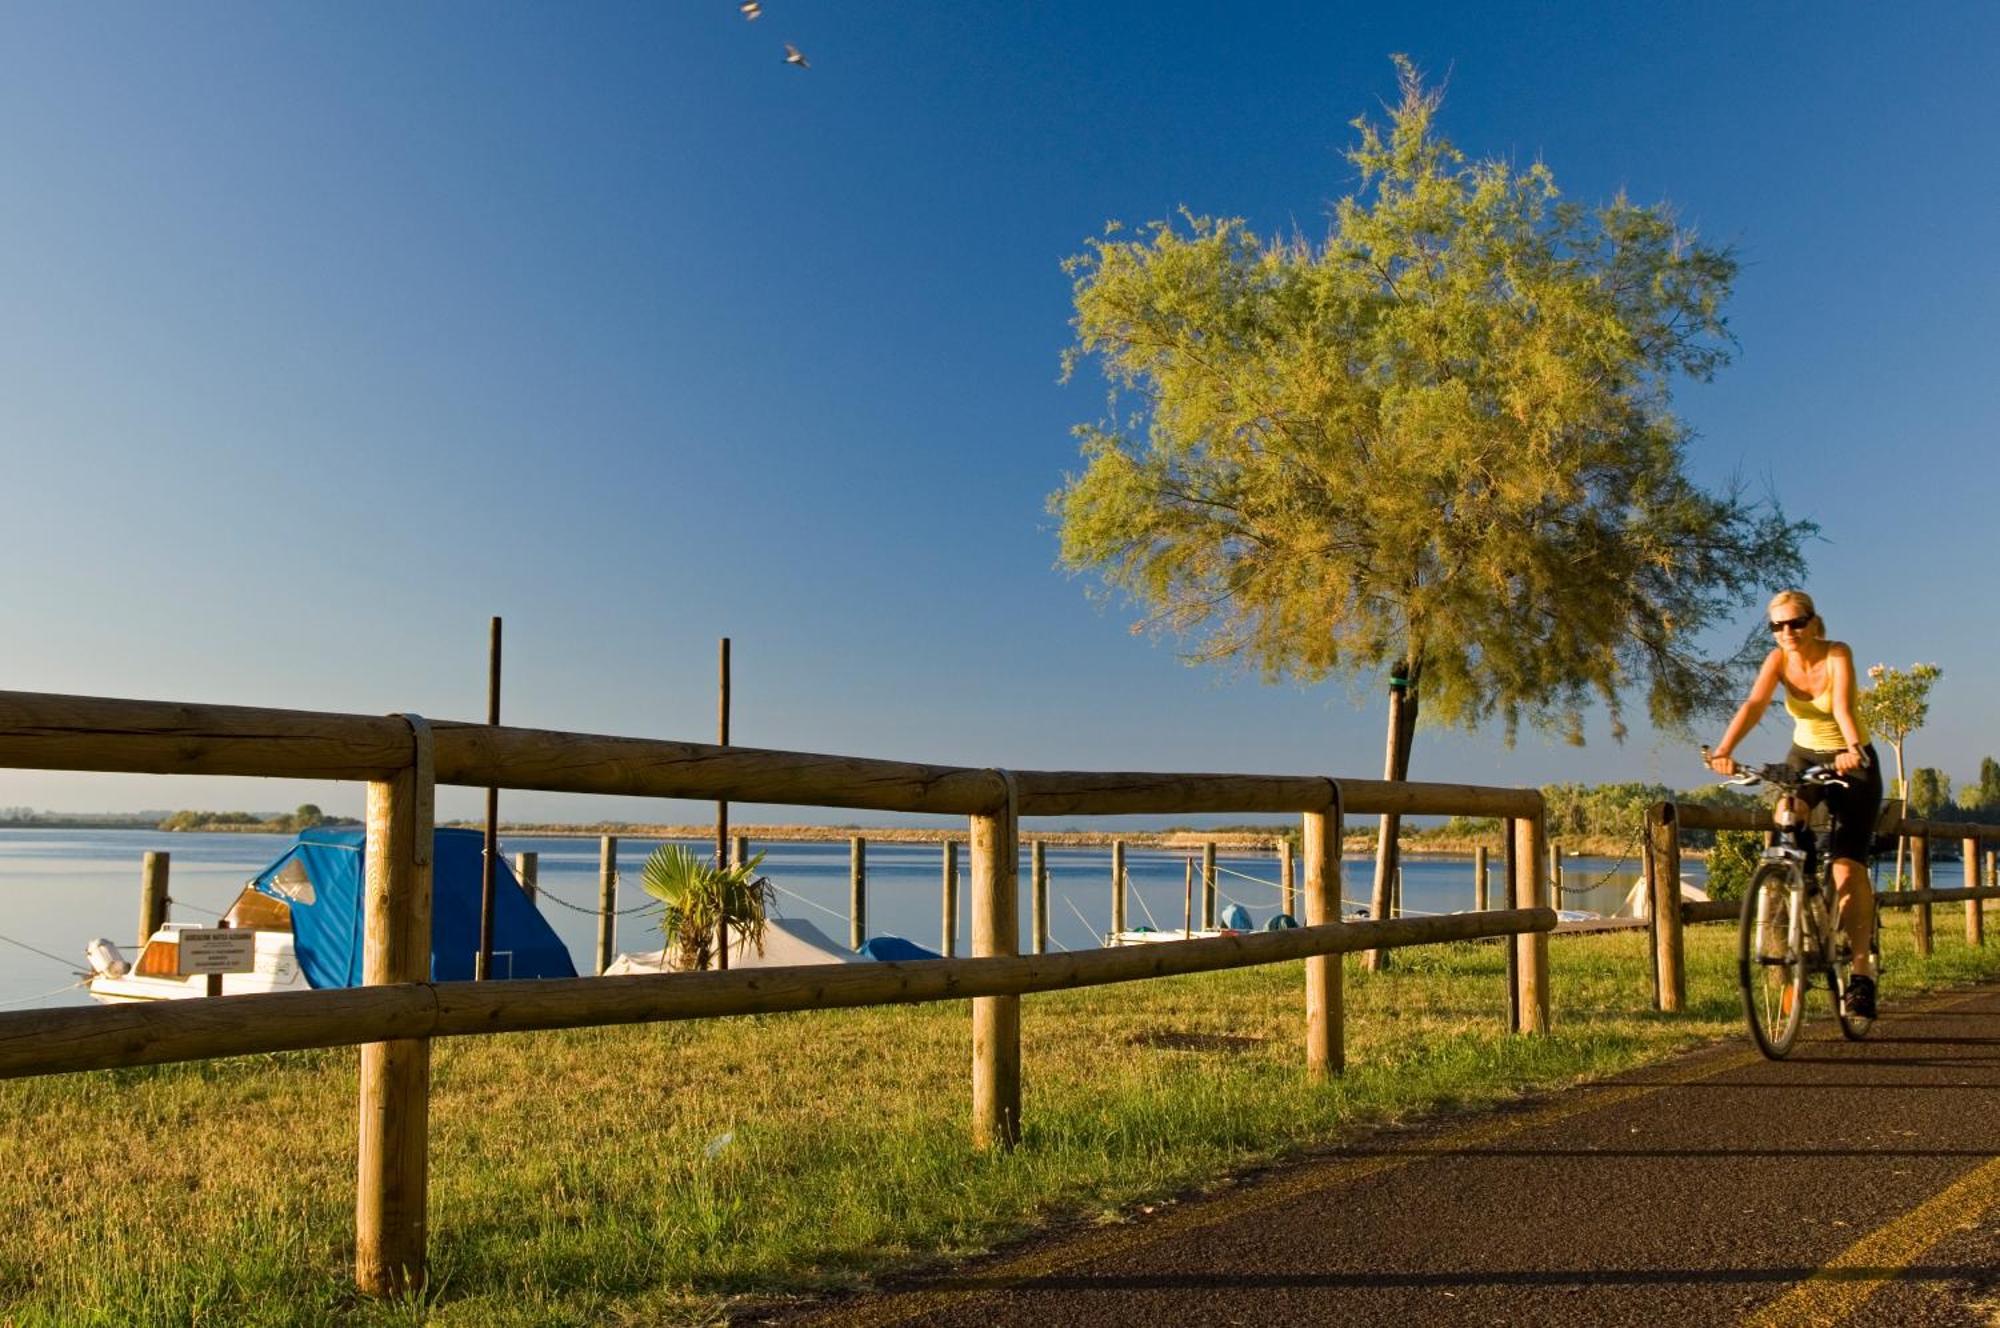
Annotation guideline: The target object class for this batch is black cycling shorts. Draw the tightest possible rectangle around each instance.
[1787,743,1885,864]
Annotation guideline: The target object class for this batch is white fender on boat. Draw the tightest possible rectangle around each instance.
[84,937,130,978]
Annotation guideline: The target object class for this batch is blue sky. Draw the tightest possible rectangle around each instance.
[3,3,1996,825]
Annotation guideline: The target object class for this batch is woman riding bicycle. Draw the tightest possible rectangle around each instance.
[1705,590,1885,1018]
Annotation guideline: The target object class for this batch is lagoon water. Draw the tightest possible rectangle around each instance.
[0,828,1691,1010]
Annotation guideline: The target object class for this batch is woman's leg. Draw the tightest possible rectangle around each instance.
[1833,856,1876,978]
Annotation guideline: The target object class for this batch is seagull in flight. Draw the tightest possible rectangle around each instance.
[739,1,761,18]
[784,42,809,69]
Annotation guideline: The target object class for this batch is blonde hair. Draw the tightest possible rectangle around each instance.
[1768,589,1821,636]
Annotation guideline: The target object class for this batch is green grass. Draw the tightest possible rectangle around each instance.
[6,912,2000,1326]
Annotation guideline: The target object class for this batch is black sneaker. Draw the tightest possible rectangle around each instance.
[1845,974,1878,1020]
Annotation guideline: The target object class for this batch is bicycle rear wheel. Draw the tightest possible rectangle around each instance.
[1740,862,1807,1058]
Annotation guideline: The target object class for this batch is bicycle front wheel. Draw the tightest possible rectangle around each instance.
[1740,862,1808,1058]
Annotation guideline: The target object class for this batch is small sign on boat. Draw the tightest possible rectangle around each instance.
[177,929,256,975]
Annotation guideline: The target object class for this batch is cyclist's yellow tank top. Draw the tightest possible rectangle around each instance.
[1784,678,1869,752]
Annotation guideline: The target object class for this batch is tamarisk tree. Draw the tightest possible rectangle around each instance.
[1051,60,1811,956]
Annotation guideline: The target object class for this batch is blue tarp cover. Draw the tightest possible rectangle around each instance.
[856,935,941,962]
[252,827,577,988]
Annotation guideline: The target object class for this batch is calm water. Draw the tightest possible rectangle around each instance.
[0,829,1686,1010]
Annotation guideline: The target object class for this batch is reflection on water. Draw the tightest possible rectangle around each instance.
[0,830,1693,1010]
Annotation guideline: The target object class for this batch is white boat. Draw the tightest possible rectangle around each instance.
[84,920,307,1003]
[605,916,864,974]
[1621,876,1710,920]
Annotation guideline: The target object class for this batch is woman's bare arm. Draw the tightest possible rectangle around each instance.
[1708,649,1783,773]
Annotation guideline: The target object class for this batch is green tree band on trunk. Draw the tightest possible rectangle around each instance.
[1051,58,1811,963]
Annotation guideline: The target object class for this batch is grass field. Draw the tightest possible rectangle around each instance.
[6,911,2000,1326]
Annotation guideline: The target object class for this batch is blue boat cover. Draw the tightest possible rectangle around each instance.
[857,935,941,962]
[251,827,578,988]
[1219,902,1254,931]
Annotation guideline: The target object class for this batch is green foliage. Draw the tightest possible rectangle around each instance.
[1857,662,1942,748]
[291,803,324,830]
[1703,830,1763,902]
[1540,782,1672,841]
[157,809,262,831]
[637,845,775,971]
[1909,767,1952,819]
[1052,57,1810,760]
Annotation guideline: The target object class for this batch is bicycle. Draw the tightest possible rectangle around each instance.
[1707,752,1880,1059]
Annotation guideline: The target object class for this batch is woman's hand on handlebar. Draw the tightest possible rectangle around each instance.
[1833,747,1865,776]
[1703,746,1737,777]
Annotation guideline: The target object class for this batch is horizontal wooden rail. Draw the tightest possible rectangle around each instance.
[1678,885,2000,928]
[1680,900,1742,925]
[1675,799,2000,843]
[1338,778,1542,819]
[0,907,1554,1080]
[1012,772,1335,816]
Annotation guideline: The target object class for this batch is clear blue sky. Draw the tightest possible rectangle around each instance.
[3,3,1996,826]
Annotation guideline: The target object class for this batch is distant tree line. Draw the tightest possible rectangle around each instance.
[156,804,356,833]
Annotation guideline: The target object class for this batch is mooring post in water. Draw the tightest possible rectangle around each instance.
[1303,790,1343,1078]
[1201,841,1217,930]
[1547,841,1563,908]
[1646,803,1685,1013]
[732,836,748,869]
[1913,831,1933,956]
[1279,839,1295,920]
[1183,856,1194,935]
[1111,839,1127,938]
[1967,837,1983,947]
[138,850,169,945]
[971,775,1021,1149]
[1030,840,1047,955]
[849,836,866,950]
[596,836,618,975]
[1474,845,1489,913]
[511,852,538,906]
[356,715,434,1298]
[940,839,958,957]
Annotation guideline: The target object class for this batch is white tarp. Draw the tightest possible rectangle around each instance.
[1623,876,1710,919]
[604,915,864,975]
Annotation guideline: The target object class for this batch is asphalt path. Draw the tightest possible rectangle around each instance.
[775,982,2000,1328]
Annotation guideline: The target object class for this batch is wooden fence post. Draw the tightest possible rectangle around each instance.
[511,851,538,906]
[1548,841,1563,911]
[1647,803,1685,1013]
[732,836,749,868]
[1514,813,1550,1033]
[1913,830,1933,956]
[1303,793,1343,1077]
[356,715,434,1297]
[1503,819,1520,1032]
[1031,840,1047,955]
[138,851,170,943]
[850,836,866,951]
[1201,841,1217,929]
[971,776,1020,1149]
[595,836,618,975]
[1966,837,1983,948]
[1474,845,1489,913]
[941,840,958,958]
[1279,840,1295,920]
[1111,840,1127,939]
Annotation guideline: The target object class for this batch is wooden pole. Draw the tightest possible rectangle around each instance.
[849,836,866,951]
[1473,845,1489,913]
[1201,841,1217,929]
[511,852,538,906]
[1031,840,1048,955]
[1279,840,1295,920]
[138,851,170,944]
[477,616,501,981]
[595,836,618,975]
[731,836,748,868]
[1111,840,1127,938]
[1913,831,1933,956]
[1183,857,1194,936]
[1513,816,1552,1033]
[970,776,1020,1149]
[1303,797,1343,1077]
[941,840,958,958]
[1547,841,1563,909]
[1503,819,1520,1032]
[355,716,434,1297]
[1648,804,1685,1013]
[1966,837,1983,947]
[716,637,730,971]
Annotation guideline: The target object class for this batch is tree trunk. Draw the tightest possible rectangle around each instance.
[1892,740,1908,892]
[1365,660,1420,972]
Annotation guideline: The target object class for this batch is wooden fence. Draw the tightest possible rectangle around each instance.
[1645,800,2000,1009]
[0,689,1557,1297]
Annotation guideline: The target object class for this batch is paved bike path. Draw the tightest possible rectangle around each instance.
[783,983,2000,1327]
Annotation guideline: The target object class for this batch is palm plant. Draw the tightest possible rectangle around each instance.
[637,844,774,971]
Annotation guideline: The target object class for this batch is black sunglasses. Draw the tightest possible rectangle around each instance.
[1769,614,1814,634]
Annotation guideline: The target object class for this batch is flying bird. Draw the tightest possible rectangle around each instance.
[784,42,809,69]
[739,1,760,19]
